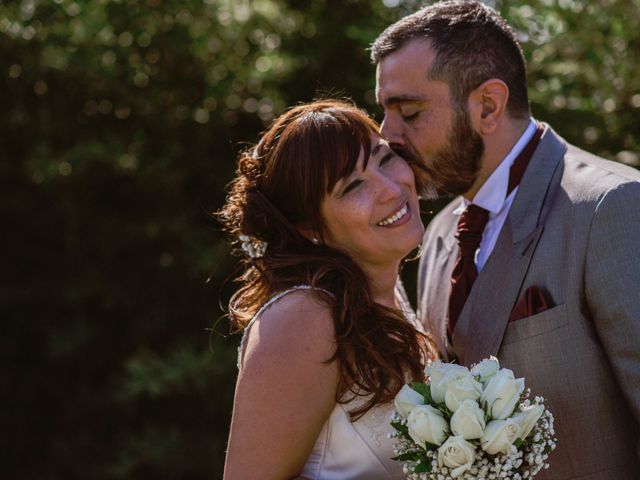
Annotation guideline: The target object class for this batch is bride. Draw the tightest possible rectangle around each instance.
[220,99,438,479]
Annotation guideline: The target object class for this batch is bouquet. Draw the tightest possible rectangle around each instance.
[390,357,556,479]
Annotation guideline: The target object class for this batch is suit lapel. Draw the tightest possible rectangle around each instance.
[451,125,567,366]
[453,224,544,365]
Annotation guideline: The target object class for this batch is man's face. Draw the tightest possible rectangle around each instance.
[375,39,483,198]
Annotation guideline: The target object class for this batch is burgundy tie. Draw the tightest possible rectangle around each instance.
[448,204,489,336]
[447,123,544,338]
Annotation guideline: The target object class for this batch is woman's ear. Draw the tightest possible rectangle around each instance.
[467,78,509,135]
[297,225,322,245]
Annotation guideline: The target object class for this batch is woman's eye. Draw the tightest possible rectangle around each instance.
[342,179,362,195]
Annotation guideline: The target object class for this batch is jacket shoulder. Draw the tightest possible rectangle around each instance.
[563,144,640,197]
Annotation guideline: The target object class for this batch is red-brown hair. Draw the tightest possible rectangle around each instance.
[218,99,436,419]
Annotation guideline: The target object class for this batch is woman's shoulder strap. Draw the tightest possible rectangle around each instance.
[248,285,331,331]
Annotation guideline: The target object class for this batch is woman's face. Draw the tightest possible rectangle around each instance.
[320,133,424,272]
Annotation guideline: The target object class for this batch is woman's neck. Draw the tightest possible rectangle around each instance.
[362,261,400,308]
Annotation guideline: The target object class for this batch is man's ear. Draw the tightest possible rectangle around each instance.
[468,78,509,135]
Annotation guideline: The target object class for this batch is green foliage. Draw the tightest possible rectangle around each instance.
[392,450,424,461]
[414,458,432,473]
[504,0,640,166]
[1,0,638,479]
[411,380,434,404]
[391,419,412,440]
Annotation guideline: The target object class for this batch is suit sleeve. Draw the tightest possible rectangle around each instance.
[584,180,640,439]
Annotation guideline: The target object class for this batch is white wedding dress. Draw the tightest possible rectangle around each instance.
[239,284,424,480]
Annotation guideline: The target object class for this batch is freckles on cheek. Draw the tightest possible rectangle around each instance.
[333,204,369,239]
[350,198,371,221]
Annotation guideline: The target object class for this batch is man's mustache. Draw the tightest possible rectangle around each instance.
[388,143,417,163]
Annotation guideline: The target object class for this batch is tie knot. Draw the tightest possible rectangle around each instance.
[456,204,489,255]
[457,204,489,233]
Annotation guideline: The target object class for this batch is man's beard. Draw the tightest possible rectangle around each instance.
[402,109,484,199]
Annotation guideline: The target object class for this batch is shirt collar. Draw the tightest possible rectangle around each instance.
[454,118,537,216]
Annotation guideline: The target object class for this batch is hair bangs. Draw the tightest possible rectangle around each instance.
[258,100,380,231]
[320,111,377,195]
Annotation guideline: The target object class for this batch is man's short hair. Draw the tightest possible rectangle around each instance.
[371,0,530,119]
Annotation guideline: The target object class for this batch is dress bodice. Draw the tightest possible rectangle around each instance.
[299,398,404,480]
[238,284,423,479]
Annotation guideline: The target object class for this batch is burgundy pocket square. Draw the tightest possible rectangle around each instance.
[509,286,552,322]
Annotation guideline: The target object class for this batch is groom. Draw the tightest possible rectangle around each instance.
[372,1,640,479]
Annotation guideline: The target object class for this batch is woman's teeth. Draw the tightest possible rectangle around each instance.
[377,203,408,226]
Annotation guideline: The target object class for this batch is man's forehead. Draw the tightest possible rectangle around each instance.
[377,38,436,71]
[375,67,434,106]
[375,41,437,103]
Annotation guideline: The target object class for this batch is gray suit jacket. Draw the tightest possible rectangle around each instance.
[417,125,640,479]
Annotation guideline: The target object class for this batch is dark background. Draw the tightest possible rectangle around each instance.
[2,0,638,478]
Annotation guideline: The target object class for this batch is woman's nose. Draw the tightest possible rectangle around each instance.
[374,170,403,202]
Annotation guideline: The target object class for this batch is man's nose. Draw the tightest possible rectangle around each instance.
[380,115,403,146]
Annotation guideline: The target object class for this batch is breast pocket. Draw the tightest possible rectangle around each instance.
[502,303,568,345]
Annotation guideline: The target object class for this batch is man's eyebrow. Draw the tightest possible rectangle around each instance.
[381,94,427,107]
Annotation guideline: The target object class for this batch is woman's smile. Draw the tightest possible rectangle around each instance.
[376,201,411,227]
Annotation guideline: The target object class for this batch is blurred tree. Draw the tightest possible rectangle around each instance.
[0,0,637,479]
[505,0,640,165]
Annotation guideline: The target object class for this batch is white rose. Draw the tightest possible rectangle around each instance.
[470,357,500,383]
[407,404,449,447]
[480,368,525,420]
[437,435,476,478]
[444,371,483,412]
[394,384,425,419]
[512,404,544,440]
[450,399,486,440]
[480,419,521,455]
[426,360,470,404]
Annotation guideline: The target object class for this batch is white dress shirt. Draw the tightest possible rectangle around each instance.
[453,119,537,271]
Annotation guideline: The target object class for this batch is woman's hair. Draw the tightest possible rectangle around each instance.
[218,99,436,419]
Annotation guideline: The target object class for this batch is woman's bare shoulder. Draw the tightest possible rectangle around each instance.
[242,289,336,368]
[227,289,339,479]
